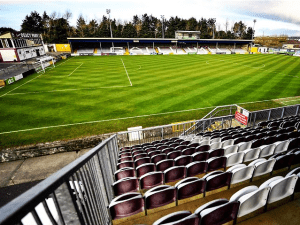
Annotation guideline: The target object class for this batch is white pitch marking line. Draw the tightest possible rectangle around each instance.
[121,58,132,86]
[68,62,83,77]
[6,86,132,96]
[0,73,43,98]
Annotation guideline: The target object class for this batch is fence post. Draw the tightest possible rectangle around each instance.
[268,110,272,121]
[281,107,285,118]
[161,127,164,140]
[296,105,299,116]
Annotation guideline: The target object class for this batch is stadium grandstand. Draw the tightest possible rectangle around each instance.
[67,37,252,56]
[0,103,299,225]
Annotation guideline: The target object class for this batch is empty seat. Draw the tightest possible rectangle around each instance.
[207,156,227,172]
[261,175,298,210]
[117,161,134,169]
[243,148,261,162]
[186,161,208,177]
[259,144,275,158]
[114,167,135,181]
[251,139,264,148]
[204,171,232,192]
[144,185,176,210]
[151,154,167,164]
[288,137,300,150]
[132,150,145,156]
[175,145,187,151]
[167,150,182,159]
[274,140,290,154]
[109,192,144,220]
[210,142,222,150]
[195,145,210,152]
[134,157,151,167]
[118,156,133,163]
[148,150,161,158]
[119,152,132,158]
[208,148,224,158]
[192,152,209,162]
[182,147,196,156]
[174,155,192,166]
[199,200,240,225]
[227,164,254,185]
[145,147,157,153]
[222,139,234,148]
[270,154,293,174]
[157,145,169,151]
[139,171,164,189]
[156,159,175,172]
[136,163,156,177]
[153,210,199,225]
[237,141,252,152]
[226,152,244,167]
[250,158,276,179]
[199,140,210,146]
[187,143,200,148]
[224,145,238,156]
[164,166,186,183]
[175,177,206,201]
[194,198,229,216]
[161,148,175,155]
[134,153,148,160]
[112,177,139,196]
[230,185,270,218]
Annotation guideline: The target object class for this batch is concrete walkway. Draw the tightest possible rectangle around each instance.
[0,149,90,207]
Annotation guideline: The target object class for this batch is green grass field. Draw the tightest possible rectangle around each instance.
[0,54,300,148]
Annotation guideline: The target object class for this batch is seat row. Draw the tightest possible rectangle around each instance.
[113,147,300,197]
[257,115,300,129]
[109,167,300,221]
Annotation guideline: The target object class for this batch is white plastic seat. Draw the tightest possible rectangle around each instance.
[199,140,210,146]
[210,137,221,144]
[237,142,252,152]
[243,148,261,163]
[261,175,298,204]
[227,164,254,184]
[191,138,201,144]
[210,142,222,150]
[250,158,276,178]
[259,144,275,158]
[224,145,238,156]
[273,140,290,154]
[230,185,270,217]
[222,139,234,148]
[226,152,244,167]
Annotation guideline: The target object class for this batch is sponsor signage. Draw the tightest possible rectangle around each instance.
[5,77,15,85]
[12,32,40,39]
[14,74,23,81]
[235,106,249,125]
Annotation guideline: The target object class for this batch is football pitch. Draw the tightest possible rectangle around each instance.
[0,54,300,147]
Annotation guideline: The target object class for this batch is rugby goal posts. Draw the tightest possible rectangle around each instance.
[33,56,55,73]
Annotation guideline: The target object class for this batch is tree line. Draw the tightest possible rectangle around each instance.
[1,10,255,43]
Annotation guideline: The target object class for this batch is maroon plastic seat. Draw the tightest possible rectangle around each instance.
[164,166,186,183]
[157,145,169,150]
[144,185,176,210]
[109,192,144,220]
[167,150,182,159]
[119,152,132,158]
[192,152,209,162]
[196,145,210,152]
[186,161,208,177]
[139,171,164,189]
[180,141,190,146]
[148,150,162,158]
[145,147,157,153]
[114,167,135,181]
[187,143,200,148]
[161,147,175,155]
[175,155,192,166]
[151,154,167,164]
[153,211,199,225]
[136,163,156,177]
[175,177,206,200]
[203,171,232,192]
[134,157,151,167]
[288,137,300,150]
[133,153,148,160]
[112,177,139,196]
[118,156,133,163]
[117,161,134,169]
[208,148,224,158]
[199,201,240,225]
[175,145,187,151]
[182,147,196,155]
[207,156,227,172]
[132,150,146,156]
[156,159,175,172]
[270,154,294,174]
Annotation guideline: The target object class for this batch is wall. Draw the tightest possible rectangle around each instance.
[0,49,17,62]
[56,44,71,52]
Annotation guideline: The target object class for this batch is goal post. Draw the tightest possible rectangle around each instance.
[110,47,124,55]
[34,56,55,73]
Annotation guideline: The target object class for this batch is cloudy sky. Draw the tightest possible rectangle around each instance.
[1,0,300,36]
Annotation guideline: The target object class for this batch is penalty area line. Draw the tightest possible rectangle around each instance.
[68,62,83,77]
[121,58,133,86]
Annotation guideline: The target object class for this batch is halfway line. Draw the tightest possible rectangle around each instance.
[121,58,133,86]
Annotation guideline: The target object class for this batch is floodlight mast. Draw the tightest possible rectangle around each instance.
[252,19,256,47]
[161,15,165,38]
[106,9,114,51]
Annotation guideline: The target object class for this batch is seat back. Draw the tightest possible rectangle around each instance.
[140,171,164,189]
[243,148,260,162]
[115,167,135,181]
[164,166,186,183]
[252,158,276,177]
[200,201,240,225]
[176,177,206,200]
[259,144,276,158]
[156,159,175,172]
[224,145,238,156]
[192,152,209,161]
[186,161,208,177]
[205,171,232,192]
[175,155,193,166]
[113,177,139,196]
[135,157,151,167]
[207,156,227,172]
[136,163,156,177]
[229,165,254,184]
[144,185,176,209]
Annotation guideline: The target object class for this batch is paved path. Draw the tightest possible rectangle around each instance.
[0,149,90,207]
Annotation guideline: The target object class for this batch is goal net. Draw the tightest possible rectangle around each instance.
[33,56,55,73]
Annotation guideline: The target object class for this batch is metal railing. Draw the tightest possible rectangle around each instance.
[0,135,118,225]
[182,104,238,135]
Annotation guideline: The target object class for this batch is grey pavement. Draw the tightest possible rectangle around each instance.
[0,149,91,207]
